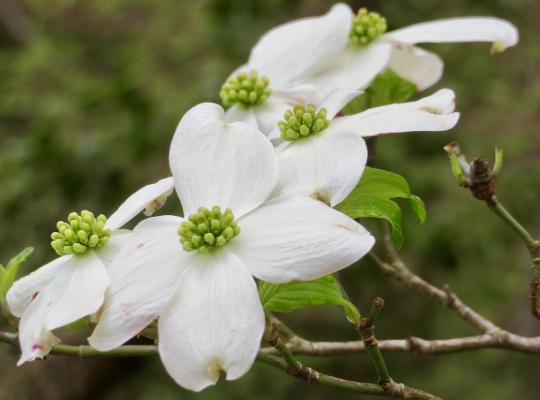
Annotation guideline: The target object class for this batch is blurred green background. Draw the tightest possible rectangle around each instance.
[1,0,539,399]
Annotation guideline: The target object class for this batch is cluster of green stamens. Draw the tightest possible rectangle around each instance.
[51,211,111,256]
[178,206,241,252]
[350,8,387,46]
[278,104,330,141]
[220,70,271,108]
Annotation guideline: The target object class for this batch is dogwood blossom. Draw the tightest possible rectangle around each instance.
[220,4,352,134]
[89,103,375,391]
[269,88,459,207]
[299,4,519,93]
[6,177,174,365]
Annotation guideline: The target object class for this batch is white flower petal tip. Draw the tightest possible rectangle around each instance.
[385,17,519,51]
[105,177,175,231]
[388,45,444,91]
[17,332,60,366]
[417,88,456,114]
[170,102,278,218]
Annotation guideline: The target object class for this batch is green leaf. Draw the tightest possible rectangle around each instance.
[366,69,417,107]
[0,247,34,320]
[342,69,417,114]
[336,167,426,247]
[259,275,360,325]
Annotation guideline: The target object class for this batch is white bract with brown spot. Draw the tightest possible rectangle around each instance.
[89,103,375,392]
[6,178,174,365]
[270,88,460,207]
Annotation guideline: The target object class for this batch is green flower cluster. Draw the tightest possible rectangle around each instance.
[178,206,241,252]
[220,70,271,108]
[278,104,330,141]
[350,8,387,46]
[51,211,111,256]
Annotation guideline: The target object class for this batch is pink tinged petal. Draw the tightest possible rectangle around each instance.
[16,275,64,365]
[330,89,460,137]
[169,103,278,218]
[89,216,191,351]
[158,250,264,392]
[44,251,109,331]
[105,177,175,231]
[387,45,443,91]
[247,3,353,89]
[6,255,72,318]
[307,43,393,94]
[382,17,519,51]
[231,197,375,284]
[273,131,367,207]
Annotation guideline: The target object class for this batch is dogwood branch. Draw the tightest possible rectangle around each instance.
[0,331,439,400]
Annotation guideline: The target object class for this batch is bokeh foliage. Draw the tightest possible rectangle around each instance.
[1,0,539,399]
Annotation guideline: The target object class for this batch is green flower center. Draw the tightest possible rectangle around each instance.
[178,206,241,252]
[278,104,330,141]
[220,70,271,108]
[51,210,111,256]
[350,8,387,46]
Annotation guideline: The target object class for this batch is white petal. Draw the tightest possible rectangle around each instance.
[273,131,367,206]
[158,250,264,392]
[319,88,362,120]
[105,177,175,231]
[387,44,443,91]
[232,197,374,283]
[170,103,278,218]
[330,89,460,137]
[6,255,72,318]
[16,274,65,365]
[307,43,392,94]
[94,230,133,267]
[44,251,109,331]
[383,17,519,51]
[89,216,192,351]
[247,3,352,89]
[224,106,258,129]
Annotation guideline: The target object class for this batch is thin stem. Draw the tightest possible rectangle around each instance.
[489,198,536,248]
[272,337,301,374]
[356,298,392,385]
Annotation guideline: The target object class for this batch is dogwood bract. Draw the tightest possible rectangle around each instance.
[89,103,375,391]
[6,177,174,365]
[270,88,459,207]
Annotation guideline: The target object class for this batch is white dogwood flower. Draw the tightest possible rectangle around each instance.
[220,4,352,134]
[7,177,174,365]
[305,4,519,93]
[270,88,460,207]
[89,102,375,391]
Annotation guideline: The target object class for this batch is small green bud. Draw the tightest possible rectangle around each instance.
[220,70,272,109]
[50,211,111,256]
[350,8,387,46]
[178,206,241,252]
[279,103,330,141]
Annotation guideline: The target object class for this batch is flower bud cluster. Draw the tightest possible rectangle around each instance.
[278,104,330,141]
[220,70,271,108]
[51,211,111,256]
[178,206,241,252]
[350,8,387,46]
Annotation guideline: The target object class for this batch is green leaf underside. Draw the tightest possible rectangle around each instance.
[336,167,426,247]
[0,247,34,314]
[342,69,417,114]
[259,275,360,324]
